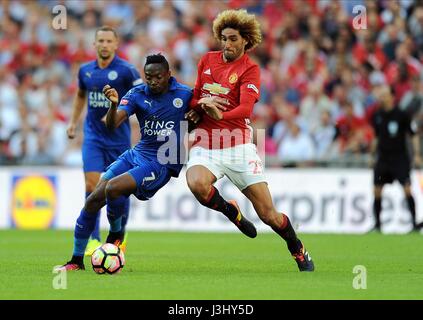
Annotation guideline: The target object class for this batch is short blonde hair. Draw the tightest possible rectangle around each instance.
[212,9,262,51]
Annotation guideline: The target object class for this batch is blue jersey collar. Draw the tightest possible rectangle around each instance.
[95,55,118,69]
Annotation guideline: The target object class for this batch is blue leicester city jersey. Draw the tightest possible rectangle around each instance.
[118,77,192,176]
[78,55,142,147]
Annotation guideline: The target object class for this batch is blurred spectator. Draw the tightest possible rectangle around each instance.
[60,128,83,167]
[385,43,422,102]
[352,29,388,71]
[400,75,423,119]
[276,120,316,167]
[300,81,334,133]
[334,101,374,156]
[0,66,20,142]
[312,109,337,161]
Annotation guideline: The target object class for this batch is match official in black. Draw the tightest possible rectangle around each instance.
[370,85,422,232]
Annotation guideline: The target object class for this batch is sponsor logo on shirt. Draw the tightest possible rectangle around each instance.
[88,92,112,108]
[143,120,175,137]
[202,82,230,95]
[120,99,129,105]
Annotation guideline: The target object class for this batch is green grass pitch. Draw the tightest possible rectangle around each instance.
[0,230,422,300]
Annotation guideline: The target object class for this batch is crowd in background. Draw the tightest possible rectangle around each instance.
[0,0,422,168]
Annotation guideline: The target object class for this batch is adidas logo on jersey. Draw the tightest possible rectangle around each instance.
[204,68,211,75]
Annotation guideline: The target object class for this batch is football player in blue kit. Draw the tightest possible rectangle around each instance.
[66,26,142,255]
[56,54,198,271]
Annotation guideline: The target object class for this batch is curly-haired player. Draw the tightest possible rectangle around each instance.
[185,9,314,271]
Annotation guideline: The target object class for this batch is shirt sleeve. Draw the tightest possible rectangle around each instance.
[77,67,86,91]
[239,64,260,102]
[189,56,205,110]
[405,112,418,135]
[370,112,378,136]
[118,88,137,117]
[221,94,256,120]
[222,65,260,120]
[186,90,194,112]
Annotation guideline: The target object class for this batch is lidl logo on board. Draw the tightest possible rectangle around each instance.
[11,175,56,229]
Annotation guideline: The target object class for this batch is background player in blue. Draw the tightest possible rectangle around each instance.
[66,26,142,255]
[56,54,197,271]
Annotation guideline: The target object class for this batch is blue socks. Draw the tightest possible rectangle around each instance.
[120,197,130,233]
[73,208,98,257]
[72,194,129,258]
[86,192,101,241]
[106,195,128,233]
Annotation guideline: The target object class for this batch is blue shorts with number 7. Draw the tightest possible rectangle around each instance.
[103,149,172,201]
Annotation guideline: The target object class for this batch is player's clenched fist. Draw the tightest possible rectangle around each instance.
[102,85,119,105]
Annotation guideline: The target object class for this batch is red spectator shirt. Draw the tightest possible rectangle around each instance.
[190,51,260,149]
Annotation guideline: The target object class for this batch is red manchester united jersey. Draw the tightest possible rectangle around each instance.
[191,51,260,149]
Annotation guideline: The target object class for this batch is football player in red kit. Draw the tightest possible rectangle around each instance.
[185,9,314,271]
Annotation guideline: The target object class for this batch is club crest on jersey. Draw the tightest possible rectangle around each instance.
[229,73,238,84]
[173,98,183,108]
[108,71,118,80]
[203,82,230,95]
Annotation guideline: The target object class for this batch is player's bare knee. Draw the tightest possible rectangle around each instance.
[84,193,102,213]
[105,180,122,200]
[186,176,210,200]
[85,182,97,194]
[258,208,279,227]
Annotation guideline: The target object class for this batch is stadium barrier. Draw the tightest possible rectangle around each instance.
[1,167,422,233]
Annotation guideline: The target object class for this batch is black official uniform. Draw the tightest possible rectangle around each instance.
[371,106,417,186]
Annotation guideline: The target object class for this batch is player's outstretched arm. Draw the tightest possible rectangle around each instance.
[103,84,128,130]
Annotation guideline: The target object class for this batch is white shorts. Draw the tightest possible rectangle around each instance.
[186,143,267,191]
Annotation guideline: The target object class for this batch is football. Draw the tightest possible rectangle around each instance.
[91,243,125,275]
